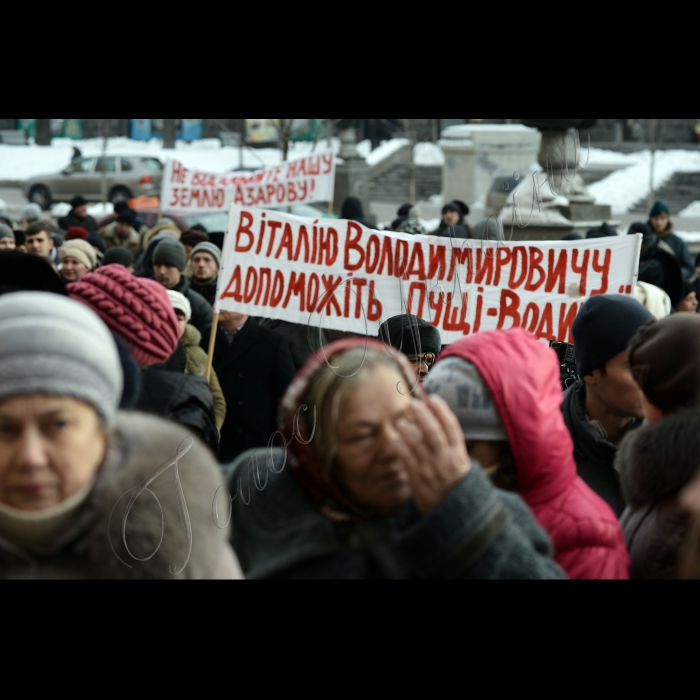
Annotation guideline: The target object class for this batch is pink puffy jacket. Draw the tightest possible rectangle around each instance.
[439,329,630,580]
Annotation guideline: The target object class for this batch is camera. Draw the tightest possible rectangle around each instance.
[549,341,580,391]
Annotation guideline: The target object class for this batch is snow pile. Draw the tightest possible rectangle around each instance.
[415,142,444,166]
[679,201,700,218]
[365,139,410,166]
[588,149,700,214]
[51,202,114,219]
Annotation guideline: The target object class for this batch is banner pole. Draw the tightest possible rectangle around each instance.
[205,312,220,384]
[328,201,333,217]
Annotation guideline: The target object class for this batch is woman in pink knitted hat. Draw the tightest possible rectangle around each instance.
[68,264,180,367]
[68,264,219,450]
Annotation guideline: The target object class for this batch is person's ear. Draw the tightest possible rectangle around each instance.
[583,370,599,387]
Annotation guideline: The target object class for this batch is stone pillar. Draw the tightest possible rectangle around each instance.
[334,126,373,222]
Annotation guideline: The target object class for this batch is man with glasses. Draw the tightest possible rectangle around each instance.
[378,314,443,383]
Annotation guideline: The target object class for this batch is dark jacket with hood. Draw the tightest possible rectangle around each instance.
[618,410,700,580]
[562,379,643,518]
[649,220,695,281]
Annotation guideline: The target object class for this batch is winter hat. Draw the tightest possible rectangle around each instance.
[117,210,136,226]
[191,241,221,268]
[0,214,13,228]
[0,292,123,428]
[586,222,618,239]
[573,295,654,377]
[408,205,422,220]
[425,357,507,442]
[153,239,186,272]
[167,290,192,324]
[397,204,413,218]
[19,204,42,223]
[0,224,15,241]
[181,230,210,249]
[58,239,97,271]
[679,278,697,303]
[70,196,89,210]
[103,247,134,268]
[66,226,90,241]
[629,313,700,412]
[650,201,671,218]
[561,231,582,241]
[696,252,700,268]
[113,202,130,215]
[378,314,442,356]
[0,251,66,297]
[453,200,471,217]
[397,219,427,236]
[68,264,180,367]
[442,202,462,216]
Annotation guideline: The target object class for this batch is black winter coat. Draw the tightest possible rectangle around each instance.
[562,380,643,518]
[652,225,696,281]
[618,410,700,580]
[171,276,212,336]
[228,450,566,580]
[255,318,329,371]
[207,319,295,464]
[135,368,219,452]
[58,211,98,234]
[191,276,218,307]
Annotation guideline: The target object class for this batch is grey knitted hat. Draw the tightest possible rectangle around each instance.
[191,242,221,269]
[0,293,123,427]
[153,239,186,272]
[0,224,15,241]
[19,204,43,223]
[424,356,507,442]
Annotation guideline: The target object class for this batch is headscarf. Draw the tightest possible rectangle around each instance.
[279,338,423,523]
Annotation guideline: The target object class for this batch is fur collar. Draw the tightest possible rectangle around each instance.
[618,409,700,508]
[0,413,236,579]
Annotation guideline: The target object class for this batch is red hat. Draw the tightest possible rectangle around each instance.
[67,264,179,366]
[67,226,90,241]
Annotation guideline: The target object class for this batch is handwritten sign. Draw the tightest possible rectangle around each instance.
[216,206,642,344]
[161,150,335,214]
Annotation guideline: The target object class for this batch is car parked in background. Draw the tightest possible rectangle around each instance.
[24,156,163,210]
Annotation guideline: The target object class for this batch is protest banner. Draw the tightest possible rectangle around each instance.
[161,149,336,215]
[214,206,642,346]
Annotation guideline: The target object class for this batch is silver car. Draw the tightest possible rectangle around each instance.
[24,155,164,210]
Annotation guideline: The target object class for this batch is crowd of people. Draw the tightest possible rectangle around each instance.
[1,192,700,580]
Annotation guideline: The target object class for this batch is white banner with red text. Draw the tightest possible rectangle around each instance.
[161,149,335,214]
[216,206,642,344]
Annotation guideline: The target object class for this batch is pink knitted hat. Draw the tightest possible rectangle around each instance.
[67,264,180,367]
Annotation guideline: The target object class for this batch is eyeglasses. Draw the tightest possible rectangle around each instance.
[408,353,436,368]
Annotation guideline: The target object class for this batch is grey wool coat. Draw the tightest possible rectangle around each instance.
[228,449,567,580]
[0,413,242,580]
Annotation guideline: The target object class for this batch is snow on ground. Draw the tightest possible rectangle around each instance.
[679,201,700,218]
[588,149,700,214]
[0,136,446,183]
[0,137,347,182]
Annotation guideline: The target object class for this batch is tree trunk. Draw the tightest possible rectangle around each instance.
[36,118,51,146]
[163,119,176,149]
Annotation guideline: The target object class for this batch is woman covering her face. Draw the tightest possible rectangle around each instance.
[227,339,565,580]
[0,293,241,580]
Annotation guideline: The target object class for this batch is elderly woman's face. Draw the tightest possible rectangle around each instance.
[334,366,414,515]
[0,395,107,511]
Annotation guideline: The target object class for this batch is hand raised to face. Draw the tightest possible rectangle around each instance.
[393,396,472,515]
